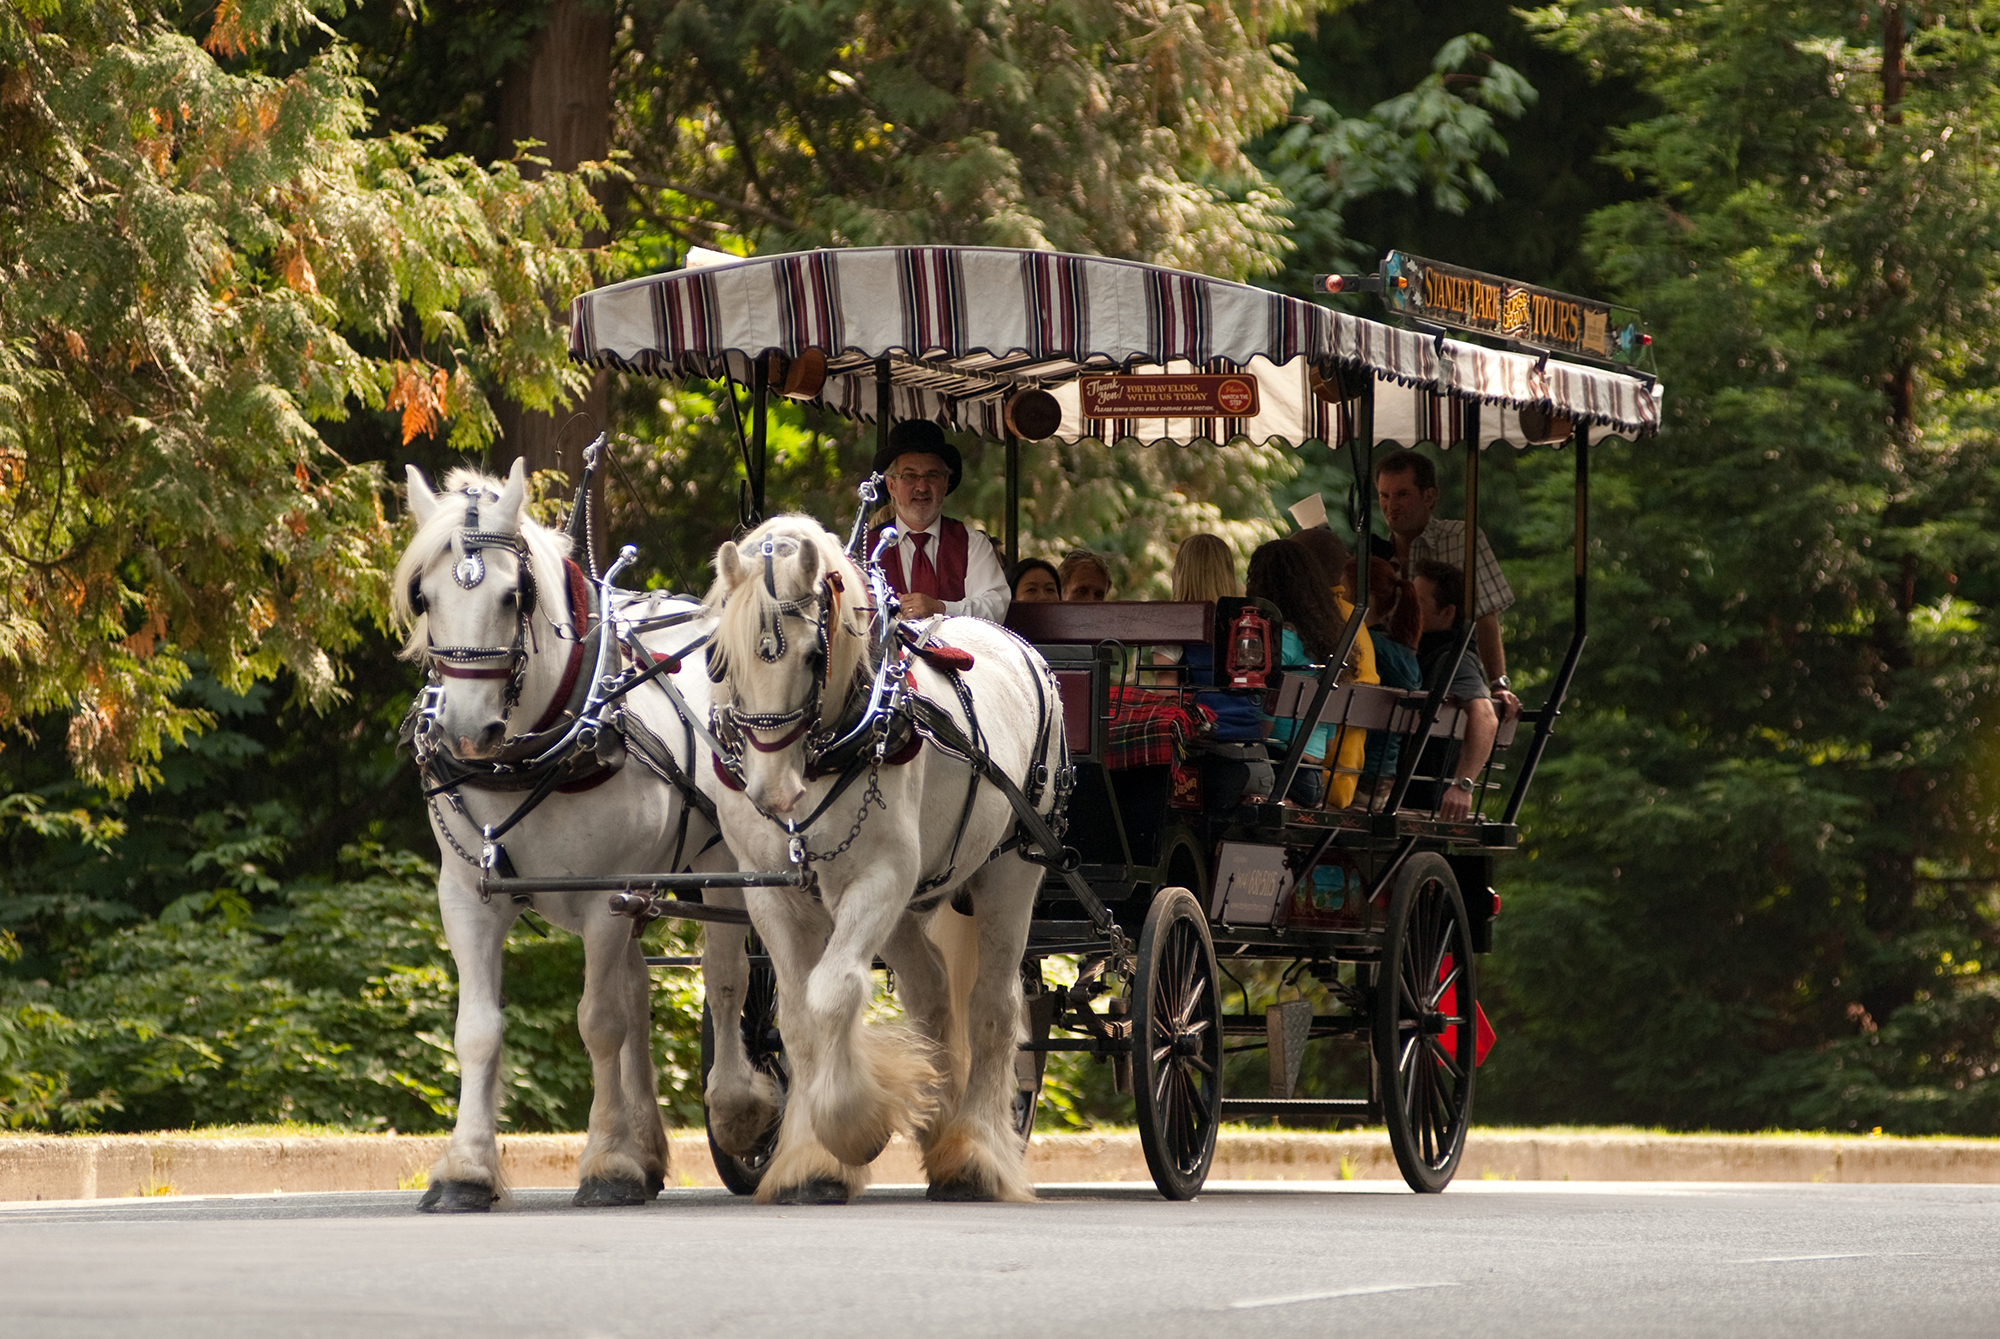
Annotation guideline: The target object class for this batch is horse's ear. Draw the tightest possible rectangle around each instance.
[406,465,439,525]
[493,457,527,530]
[716,539,744,592]
[795,536,821,590]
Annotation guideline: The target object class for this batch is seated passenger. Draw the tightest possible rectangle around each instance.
[1244,540,1356,807]
[1347,556,1423,804]
[1009,557,1061,603]
[1287,527,1379,806]
[1058,548,1112,602]
[1410,559,1499,822]
[1152,533,1233,676]
[1145,536,1266,809]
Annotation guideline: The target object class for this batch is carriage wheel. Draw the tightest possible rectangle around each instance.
[1372,853,1477,1193]
[1131,887,1223,1201]
[699,956,787,1197]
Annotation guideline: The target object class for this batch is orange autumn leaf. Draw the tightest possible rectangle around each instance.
[386,362,446,444]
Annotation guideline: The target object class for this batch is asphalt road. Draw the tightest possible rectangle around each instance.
[3,1180,1995,1338]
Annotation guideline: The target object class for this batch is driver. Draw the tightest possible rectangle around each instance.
[867,420,1011,622]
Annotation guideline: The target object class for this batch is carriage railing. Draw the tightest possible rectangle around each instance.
[1263,672,1522,829]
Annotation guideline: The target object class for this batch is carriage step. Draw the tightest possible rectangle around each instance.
[1219,1097,1375,1122]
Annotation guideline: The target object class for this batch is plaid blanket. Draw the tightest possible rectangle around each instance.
[1104,687,1217,771]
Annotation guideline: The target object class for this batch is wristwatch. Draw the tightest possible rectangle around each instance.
[1452,776,1476,793]
[1490,674,1511,692]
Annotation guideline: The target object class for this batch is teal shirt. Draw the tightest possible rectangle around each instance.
[1265,628,1336,762]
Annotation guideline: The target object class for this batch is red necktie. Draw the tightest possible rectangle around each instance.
[908,532,940,598]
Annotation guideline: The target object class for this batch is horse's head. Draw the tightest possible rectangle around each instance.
[395,458,569,759]
[707,516,866,817]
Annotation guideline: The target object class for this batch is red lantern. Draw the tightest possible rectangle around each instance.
[1226,606,1273,689]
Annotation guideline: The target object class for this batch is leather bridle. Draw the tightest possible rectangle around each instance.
[410,491,558,714]
[709,530,905,790]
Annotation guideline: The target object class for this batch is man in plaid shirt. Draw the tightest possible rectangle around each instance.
[1373,449,1522,721]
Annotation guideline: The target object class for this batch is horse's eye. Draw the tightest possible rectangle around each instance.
[500,589,517,608]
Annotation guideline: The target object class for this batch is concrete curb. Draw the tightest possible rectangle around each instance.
[6,1128,1999,1201]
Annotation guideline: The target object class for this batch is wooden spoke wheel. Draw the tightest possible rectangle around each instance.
[1131,887,1223,1201]
[699,955,787,1197]
[1372,853,1478,1193]
[1013,963,1054,1145]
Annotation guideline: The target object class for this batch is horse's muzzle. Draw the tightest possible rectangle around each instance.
[455,721,508,759]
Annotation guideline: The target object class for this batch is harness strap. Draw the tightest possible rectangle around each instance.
[623,710,719,828]
[904,694,1117,939]
[910,665,984,901]
[525,558,596,736]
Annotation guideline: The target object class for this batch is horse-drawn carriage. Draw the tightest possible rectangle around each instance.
[401,245,1659,1208]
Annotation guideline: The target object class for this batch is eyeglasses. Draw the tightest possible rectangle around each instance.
[890,470,950,486]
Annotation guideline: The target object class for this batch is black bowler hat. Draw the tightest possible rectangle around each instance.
[871,419,963,494]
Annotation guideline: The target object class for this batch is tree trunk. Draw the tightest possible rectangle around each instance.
[496,0,610,560]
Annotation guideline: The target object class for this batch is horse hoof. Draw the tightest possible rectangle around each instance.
[926,1177,996,1203]
[769,1176,852,1206]
[646,1170,666,1198]
[573,1175,649,1208]
[417,1179,496,1213]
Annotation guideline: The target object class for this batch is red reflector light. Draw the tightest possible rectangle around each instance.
[1489,891,1502,917]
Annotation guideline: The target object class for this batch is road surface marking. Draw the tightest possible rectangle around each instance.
[1230,1283,1460,1309]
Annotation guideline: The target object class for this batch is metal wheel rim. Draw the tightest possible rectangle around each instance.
[1388,874,1474,1174]
[1145,911,1219,1177]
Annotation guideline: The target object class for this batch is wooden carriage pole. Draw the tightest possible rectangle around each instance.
[1269,369,1374,807]
[875,356,893,475]
[1004,428,1020,568]
[1387,394,1483,816]
[1502,422,1590,825]
[749,355,770,522]
[1462,398,1480,625]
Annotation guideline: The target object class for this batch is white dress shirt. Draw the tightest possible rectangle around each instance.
[893,515,1011,623]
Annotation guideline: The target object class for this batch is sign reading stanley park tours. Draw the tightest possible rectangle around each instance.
[1079,373,1261,419]
[1382,250,1647,363]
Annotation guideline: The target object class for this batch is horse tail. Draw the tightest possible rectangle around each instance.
[928,905,979,1102]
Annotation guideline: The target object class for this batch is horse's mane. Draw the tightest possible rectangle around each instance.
[391,467,575,662]
[708,515,870,726]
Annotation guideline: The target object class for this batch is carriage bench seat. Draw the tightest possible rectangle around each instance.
[1268,674,1520,749]
[1002,600,1214,647]
[1002,601,1215,759]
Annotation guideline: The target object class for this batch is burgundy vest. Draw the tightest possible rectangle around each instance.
[872,517,971,601]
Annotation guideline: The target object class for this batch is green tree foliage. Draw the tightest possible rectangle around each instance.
[1262,30,1536,280]
[1478,1,2000,1132]
[622,0,1306,278]
[0,0,599,790]
[1,843,705,1131]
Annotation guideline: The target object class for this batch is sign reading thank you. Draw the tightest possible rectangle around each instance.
[1079,374,1261,419]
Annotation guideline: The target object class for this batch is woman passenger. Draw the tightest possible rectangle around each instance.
[1009,557,1062,603]
[1159,534,1268,808]
[1244,540,1354,807]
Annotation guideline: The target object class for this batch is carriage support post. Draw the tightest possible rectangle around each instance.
[875,356,893,464]
[1386,398,1483,814]
[1005,428,1020,568]
[1270,374,1374,804]
[1501,424,1590,824]
[749,356,770,522]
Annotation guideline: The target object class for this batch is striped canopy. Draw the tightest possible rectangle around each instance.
[568,246,1663,450]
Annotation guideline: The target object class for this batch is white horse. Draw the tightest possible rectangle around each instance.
[705,515,1064,1203]
[395,459,768,1209]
